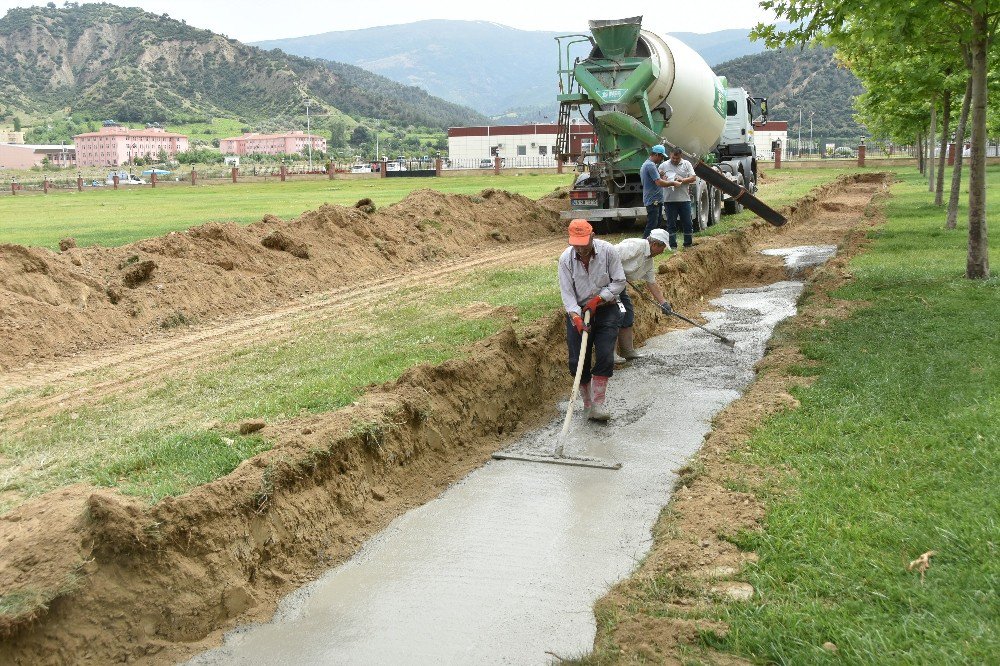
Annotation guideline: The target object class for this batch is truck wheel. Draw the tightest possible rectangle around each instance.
[695,183,709,231]
[709,186,722,225]
[723,173,746,215]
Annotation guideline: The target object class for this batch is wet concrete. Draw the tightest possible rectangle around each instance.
[762,245,838,276]
[189,269,821,665]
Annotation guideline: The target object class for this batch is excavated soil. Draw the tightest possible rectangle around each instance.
[0,173,892,664]
[0,188,562,372]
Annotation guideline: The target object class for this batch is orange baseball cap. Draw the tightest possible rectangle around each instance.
[568,219,593,246]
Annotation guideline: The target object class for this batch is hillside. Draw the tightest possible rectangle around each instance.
[715,45,866,140]
[0,4,485,132]
[253,20,780,119]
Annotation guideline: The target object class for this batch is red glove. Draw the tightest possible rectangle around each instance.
[582,295,603,316]
[571,314,589,334]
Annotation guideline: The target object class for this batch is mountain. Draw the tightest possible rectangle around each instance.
[0,4,485,130]
[252,20,782,118]
[254,20,565,119]
[715,45,867,140]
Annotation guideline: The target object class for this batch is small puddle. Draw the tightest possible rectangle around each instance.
[189,250,834,666]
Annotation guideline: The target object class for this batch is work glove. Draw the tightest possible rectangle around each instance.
[659,301,673,316]
[571,314,589,335]
[582,295,604,316]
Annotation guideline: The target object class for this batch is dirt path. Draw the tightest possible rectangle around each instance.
[0,237,566,429]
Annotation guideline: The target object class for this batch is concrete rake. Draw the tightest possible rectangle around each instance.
[492,310,622,471]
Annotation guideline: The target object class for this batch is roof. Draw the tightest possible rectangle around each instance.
[221,132,325,141]
[73,129,187,139]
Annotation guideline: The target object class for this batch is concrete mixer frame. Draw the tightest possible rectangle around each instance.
[556,17,770,231]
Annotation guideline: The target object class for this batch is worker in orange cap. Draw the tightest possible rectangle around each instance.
[557,219,626,421]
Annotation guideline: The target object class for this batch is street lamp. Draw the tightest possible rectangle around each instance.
[305,99,313,171]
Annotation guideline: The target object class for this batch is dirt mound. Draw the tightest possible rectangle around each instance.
[0,189,564,371]
[0,173,893,664]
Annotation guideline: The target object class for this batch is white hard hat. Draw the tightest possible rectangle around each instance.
[648,229,670,246]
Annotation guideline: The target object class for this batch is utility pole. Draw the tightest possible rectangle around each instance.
[809,112,814,157]
[798,109,802,157]
[305,99,313,171]
[375,120,379,163]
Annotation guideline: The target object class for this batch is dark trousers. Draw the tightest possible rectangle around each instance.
[642,202,663,239]
[566,304,623,383]
[665,201,693,247]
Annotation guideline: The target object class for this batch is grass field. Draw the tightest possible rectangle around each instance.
[705,167,999,662]
[0,167,861,251]
[0,173,574,250]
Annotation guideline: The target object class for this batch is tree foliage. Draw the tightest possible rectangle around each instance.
[754,0,999,279]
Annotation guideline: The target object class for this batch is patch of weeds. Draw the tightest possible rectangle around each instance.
[468,196,484,204]
[160,311,193,329]
[116,254,139,270]
[673,460,705,491]
[253,462,276,514]
[416,218,441,231]
[349,417,389,452]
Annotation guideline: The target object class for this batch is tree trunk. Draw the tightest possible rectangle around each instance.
[917,134,925,174]
[947,76,972,230]
[928,103,936,193]
[966,13,990,279]
[936,89,951,206]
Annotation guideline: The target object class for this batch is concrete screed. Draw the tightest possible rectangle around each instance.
[189,248,834,666]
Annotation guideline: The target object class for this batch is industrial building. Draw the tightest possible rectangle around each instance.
[447,122,597,166]
[0,143,75,169]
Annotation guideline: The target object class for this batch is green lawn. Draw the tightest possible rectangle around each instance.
[711,167,1000,662]
[0,173,574,250]
[0,263,563,510]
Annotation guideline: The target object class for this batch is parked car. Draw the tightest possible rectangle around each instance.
[106,171,147,185]
[349,164,372,173]
[385,162,407,172]
[479,157,506,168]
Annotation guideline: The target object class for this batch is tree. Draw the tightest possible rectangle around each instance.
[12,116,21,132]
[756,0,999,279]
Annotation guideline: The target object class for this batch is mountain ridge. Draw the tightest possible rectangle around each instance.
[0,4,486,132]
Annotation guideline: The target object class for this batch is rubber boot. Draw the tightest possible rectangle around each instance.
[618,327,640,360]
[588,375,610,421]
[580,381,592,417]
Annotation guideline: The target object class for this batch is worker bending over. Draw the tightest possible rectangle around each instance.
[558,219,626,421]
[615,229,673,359]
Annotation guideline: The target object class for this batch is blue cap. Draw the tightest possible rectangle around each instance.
[650,145,666,155]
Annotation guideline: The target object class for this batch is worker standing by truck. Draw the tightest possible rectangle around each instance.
[659,147,698,249]
[639,145,675,239]
[615,229,673,359]
[558,219,626,421]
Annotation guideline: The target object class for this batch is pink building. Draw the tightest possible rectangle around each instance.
[73,124,189,167]
[220,131,327,157]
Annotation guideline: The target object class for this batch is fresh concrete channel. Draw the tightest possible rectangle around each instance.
[189,249,833,666]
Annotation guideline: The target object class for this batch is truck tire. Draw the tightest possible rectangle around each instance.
[695,182,710,231]
[723,173,745,215]
[709,185,722,225]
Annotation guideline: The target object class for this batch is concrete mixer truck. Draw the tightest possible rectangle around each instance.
[555,16,786,229]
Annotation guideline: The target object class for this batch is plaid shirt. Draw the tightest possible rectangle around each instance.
[558,238,626,316]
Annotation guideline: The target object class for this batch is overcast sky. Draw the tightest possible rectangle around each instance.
[0,1,778,42]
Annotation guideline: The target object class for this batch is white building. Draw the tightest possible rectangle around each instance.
[753,121,789,160]
[447,122,597,167]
